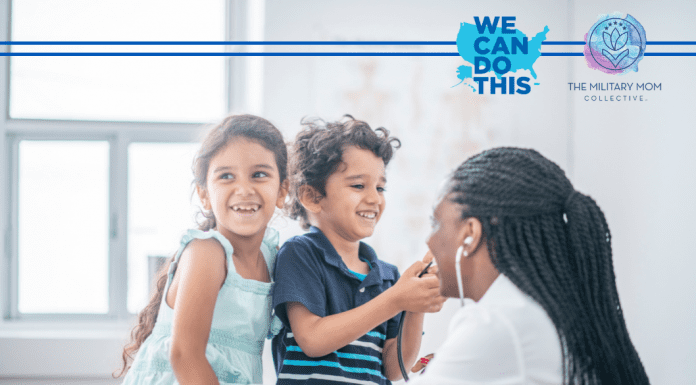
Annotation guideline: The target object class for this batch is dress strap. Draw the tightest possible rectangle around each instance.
[163,229,235,298]
[260,227,280,277]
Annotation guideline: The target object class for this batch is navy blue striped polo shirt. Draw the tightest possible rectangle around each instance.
[272,226,402,385]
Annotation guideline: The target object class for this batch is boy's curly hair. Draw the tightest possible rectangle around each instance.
[287,115,401,229]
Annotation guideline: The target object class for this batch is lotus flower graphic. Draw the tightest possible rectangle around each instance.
[602,28,629,67]
[583,13,646,75]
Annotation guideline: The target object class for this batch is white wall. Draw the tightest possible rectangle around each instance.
[571,2,696,383]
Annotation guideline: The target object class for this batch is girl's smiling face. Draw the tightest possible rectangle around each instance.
[198,138,288,241]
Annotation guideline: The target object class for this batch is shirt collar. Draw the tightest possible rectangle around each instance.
[308,226,396,284]
[477,273,530,307]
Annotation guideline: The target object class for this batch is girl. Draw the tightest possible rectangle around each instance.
[412,147,649,384]
[118,114,289,384]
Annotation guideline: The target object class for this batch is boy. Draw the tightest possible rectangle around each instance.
[272,116,445,384]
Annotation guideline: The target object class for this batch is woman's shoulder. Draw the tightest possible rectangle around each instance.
[442,295,561,378]
[426,304,524,381]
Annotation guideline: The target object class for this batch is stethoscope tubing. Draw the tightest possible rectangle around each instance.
[397,260,434,382]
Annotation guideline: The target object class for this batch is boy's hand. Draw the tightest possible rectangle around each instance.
[392,258,446,313]
[420,251,439,276]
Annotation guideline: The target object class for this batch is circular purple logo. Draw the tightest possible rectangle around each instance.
[583,13,646,75]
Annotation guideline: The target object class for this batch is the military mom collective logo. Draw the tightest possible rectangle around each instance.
[453,16,549,94]
[569,13,657,103]
[583,12,646,74]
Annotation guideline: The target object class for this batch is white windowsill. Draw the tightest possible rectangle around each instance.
[0,320,133,338]
[0,320,133,378]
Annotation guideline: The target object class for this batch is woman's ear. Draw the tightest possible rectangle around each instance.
[298,185,323,214]
[197,185,212,211]
[457,217,484,255]
[276,179,290,209]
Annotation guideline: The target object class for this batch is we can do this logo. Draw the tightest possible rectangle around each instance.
[583,13,646,75]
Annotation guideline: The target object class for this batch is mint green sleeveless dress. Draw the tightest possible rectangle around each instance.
[123,228,282,384]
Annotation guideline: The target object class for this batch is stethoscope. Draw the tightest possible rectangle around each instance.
[397,237,471,381]
[396,260,433,382]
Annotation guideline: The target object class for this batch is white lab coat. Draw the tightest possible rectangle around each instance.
[409,274,562,385]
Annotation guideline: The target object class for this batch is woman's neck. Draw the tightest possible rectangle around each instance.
[468,251,500,302]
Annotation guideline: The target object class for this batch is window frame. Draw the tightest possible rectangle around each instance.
[1,0,259,322]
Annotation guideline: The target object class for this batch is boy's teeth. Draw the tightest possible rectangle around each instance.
[358,212,376,219]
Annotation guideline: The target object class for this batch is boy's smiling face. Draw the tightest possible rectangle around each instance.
[315,146,386,243]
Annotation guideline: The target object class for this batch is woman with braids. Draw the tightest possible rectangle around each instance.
[408,147,649,385]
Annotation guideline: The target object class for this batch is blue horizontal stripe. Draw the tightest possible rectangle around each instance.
[4,52,695,57]
[335,352,382,364]
[366,331,386,340]
[645,53,696,56]
[285,345,382,364]
[646,41,696,45]
[541,52,696,57]
[22,52,692,57]
[542,41,585,45]
[1,40,693,46]
[0,52,460,57]
[1,40,456,45]
[283,360,384,378]
[541,53,584,56]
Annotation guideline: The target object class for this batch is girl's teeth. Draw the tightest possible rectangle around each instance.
[233,205,259,212]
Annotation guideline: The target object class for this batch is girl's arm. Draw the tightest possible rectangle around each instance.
[169,238,227,385]
[286,260,445,358]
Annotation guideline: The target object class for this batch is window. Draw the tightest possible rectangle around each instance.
[18,141,110,314]
[10,0,227,122]
[127,142,200,313]
[2,0,259,320]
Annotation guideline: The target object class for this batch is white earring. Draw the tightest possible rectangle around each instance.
[455,246,466,307]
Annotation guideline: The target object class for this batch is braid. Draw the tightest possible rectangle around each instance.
[448,147,649,385]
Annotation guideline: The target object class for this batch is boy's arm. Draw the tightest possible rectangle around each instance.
[286,262,443,358]
[382,312,425,381]
[286,292,399,357]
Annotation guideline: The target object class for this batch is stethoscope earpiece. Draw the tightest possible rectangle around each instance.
[455,245,466,307]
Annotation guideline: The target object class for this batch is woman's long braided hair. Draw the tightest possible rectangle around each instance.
[447,147,649,384]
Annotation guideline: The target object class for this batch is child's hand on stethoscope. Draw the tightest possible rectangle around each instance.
[392,254,447,313]
[420,251,439,277]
